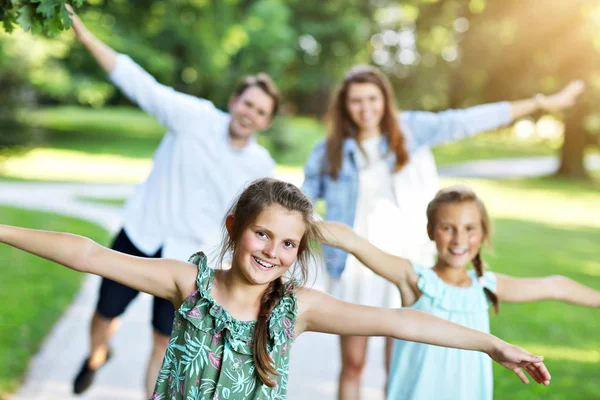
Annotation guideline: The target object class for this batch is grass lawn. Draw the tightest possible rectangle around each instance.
[438,176,600,399]
[2,176,598,399]
[75,196,126,206]
[1,106,598,398]
[0,207,111,395]
[0,106,566,182]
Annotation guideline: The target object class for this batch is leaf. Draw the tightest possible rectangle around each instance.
[16,5,33,32]
[31,17,42,34]
[36,0,57,19]
[45,10,63,36]
[2,15,15,33]
[59,3,72,30]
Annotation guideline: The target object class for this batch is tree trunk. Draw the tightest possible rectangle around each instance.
[556,105,590,180]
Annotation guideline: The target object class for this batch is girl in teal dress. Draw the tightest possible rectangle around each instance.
[1,178,551,399]
[319,185,600,400]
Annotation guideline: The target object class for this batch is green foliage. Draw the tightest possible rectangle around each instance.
[0,1,378,109]
[0,206,110,393]
[2,0,84,36]
[258,116,326,166]
[0,0,598,176]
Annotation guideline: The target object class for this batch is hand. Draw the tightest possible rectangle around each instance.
[537,80,585,111]
[488,341,551,385]
[65,4,88,43]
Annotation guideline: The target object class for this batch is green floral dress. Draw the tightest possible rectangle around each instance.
[151,252,298,400]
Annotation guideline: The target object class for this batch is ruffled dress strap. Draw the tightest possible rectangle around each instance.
[268,280,299,348]
[411,261,492,313]
[188,251,214,292]
[178,253,299,355]
[179,252,256,354]
[478,271,497,293]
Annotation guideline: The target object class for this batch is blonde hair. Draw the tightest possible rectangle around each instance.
[217,178,322,386]
[426,185,499,314]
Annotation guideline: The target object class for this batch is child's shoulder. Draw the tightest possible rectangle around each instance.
[412,265,496,313]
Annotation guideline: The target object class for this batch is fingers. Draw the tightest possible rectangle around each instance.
[512,366,530,384]
[64,4,86,38]
[563,80,585,97]
[516,359,551,386]
[518,351,544,364]
[530,361,551,385]
[568,79,585,91]
[524,363,546,384]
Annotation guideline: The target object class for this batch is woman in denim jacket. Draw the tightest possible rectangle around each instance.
[301,65,583,400]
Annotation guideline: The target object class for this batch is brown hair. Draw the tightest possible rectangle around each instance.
[218,178,322,387]
[325,65,409,179]
[233,73,281,116]
[426,185,500,314]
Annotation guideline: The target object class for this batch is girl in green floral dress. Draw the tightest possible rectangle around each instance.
[1,178,551,399]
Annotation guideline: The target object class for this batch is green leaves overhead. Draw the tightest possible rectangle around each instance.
[3,0,84,36]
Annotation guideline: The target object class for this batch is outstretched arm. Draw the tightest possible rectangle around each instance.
[0,225,197,308]
[496,273,600,307]
[510,80,585,119]
[295,287,551,385]
[66,6,215,134]
[403,80,584,149]
[67,5,117,73]
[317,221,413,287]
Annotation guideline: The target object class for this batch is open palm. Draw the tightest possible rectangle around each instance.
[541,80,585,111]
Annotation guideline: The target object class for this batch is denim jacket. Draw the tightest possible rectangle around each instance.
[301,102,512,279]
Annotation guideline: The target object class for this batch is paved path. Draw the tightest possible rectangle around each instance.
[437,154,600,179]
[2,155,598,400]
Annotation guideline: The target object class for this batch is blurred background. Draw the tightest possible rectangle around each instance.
[0,1,599,399]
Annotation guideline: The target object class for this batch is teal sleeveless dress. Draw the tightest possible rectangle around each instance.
[151,252,298,400]
[387,262,497,400]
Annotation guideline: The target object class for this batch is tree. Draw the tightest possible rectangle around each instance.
[456,0,599,179]
[1,0,378,113]
[371,0,599,179]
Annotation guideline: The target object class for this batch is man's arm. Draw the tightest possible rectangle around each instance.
[66,6,216,134]
[67,5,116,73]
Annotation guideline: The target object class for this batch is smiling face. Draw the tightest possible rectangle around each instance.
[430,201,486,269]
[228,204,306,287]
[345,82,386,136]
[228,86,274,143]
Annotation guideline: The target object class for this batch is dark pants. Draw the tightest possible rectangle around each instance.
[95,229,174,336]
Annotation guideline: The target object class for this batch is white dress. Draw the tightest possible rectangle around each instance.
[328,136,403,308]
[327,136,438,308]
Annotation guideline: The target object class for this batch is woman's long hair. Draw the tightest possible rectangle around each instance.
[325,65,409,179]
